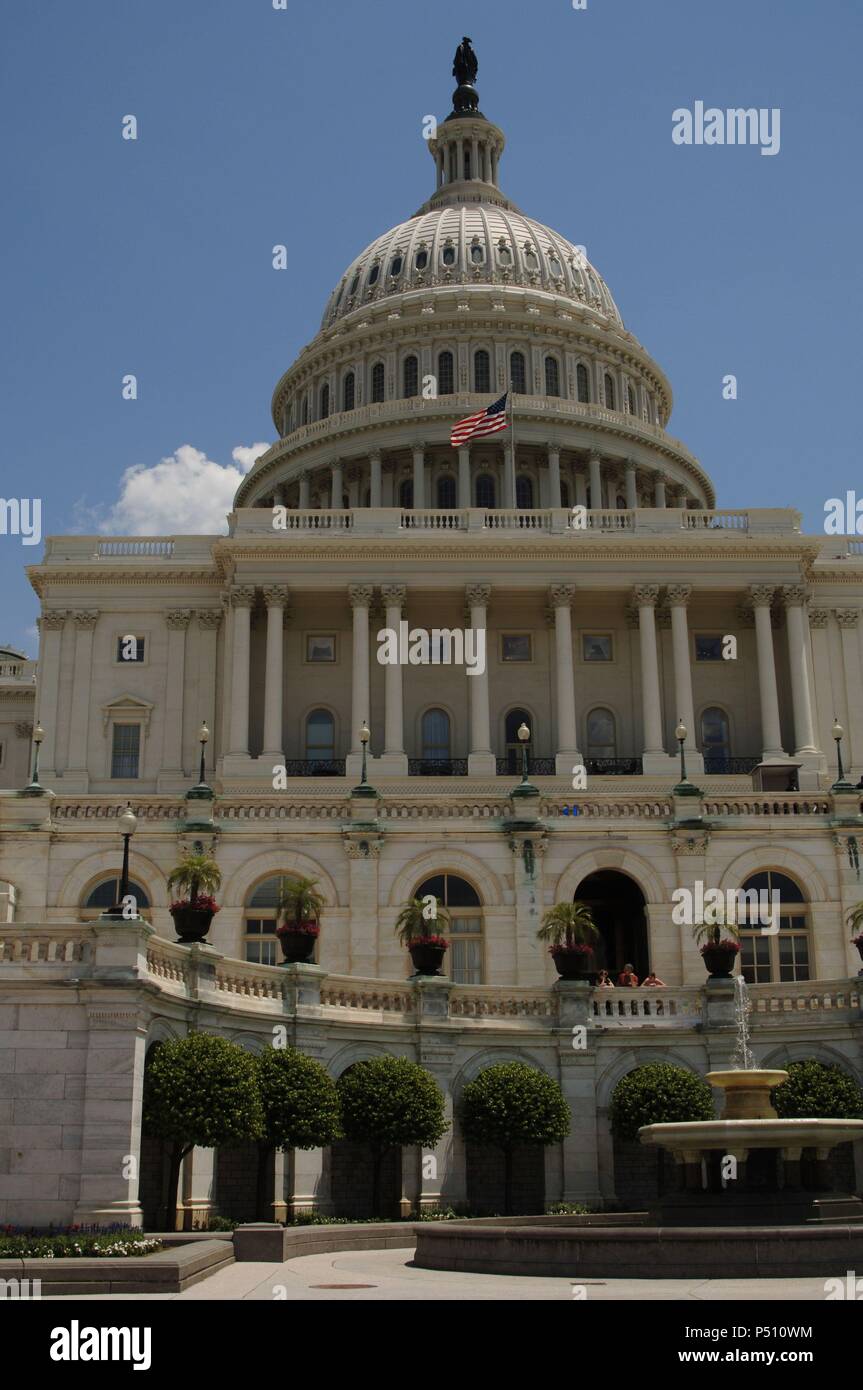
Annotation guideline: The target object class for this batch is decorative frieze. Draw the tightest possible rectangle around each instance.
[165,609,192,629]
[835,609,860,629]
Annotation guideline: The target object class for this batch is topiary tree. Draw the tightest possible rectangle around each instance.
[459,1062,570,1215]
[610,1063,714,1141]
[255,1046,342,1219]
[336,1056,448,1217]
[142,1033,264,1229]
[772,1059,863,1119]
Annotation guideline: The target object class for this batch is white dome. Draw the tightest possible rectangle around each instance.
[320,204,623,331]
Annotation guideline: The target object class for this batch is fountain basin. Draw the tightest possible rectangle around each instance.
[705,1067,789,1119]
[639,1117,863,1155]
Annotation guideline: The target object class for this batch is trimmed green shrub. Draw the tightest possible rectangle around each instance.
[610,1062,713,1141]
[337,1056,448,1216]
[255,1046,342,1217]
[460,1062,570,1214]
[772,1059,863,1119]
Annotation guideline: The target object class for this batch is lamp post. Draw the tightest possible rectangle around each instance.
[22,722,45,795]
[676,718,689,785]
[106,802,138,918]
[833,717,852,789]
[511,720,538,799]
[352,720,378,798]
[186,720,213,802]
[673,716,703,808]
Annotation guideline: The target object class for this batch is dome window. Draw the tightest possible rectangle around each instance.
[627,384,636,414]
[497,242,512,265]
[437,474,456,508]
[510,351,526,395]
[473,350,491,393]
[470,244,484,264]
[349,272,360,296]
[343,372,355,412]
[442,245,456,267]
[604,373,616,410]
[438,350,454,395]
[371,362,385,404]
[368,262,380,285]
[548,254,562,277]
[389,255,403,277]
[577,363,590,403]
[475,473,496,508]
[544,356,561,398]
[319,383,330,419]
[403,355,419,398]
[524,245,539,270]
[415,249,428,270]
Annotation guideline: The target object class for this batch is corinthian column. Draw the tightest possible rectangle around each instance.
[161,610,192,780]
[348,585,374,761]
[633,586,668,769]
[380,584,408,775]
[781,586,818,758]
[749,586,785,759]
[228,587,256,757]
[666,585,701,770]
[34,609,67,780]
[588,451,602,509]
[466,584,495,774]
[67,610,100,786]
[262,586,289,762]
[547,445,562,509]
[549,584,580,773]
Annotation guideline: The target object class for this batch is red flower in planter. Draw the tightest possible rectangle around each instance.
[407,935,449,949]
[549,941,593,956]
[275,921,320,938]
[700,938,740,954]
[170,895,220,913]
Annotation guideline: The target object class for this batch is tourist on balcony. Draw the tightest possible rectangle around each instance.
[642,970,667,987]
[597,968,615,988]
[617,963,639,987]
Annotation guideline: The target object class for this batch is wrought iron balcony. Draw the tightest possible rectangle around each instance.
[703,756,761,775]
[584,757,643,775]
[407,758,469,776]
[281,759,346,777]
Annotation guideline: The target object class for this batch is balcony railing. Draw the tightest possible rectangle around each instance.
[584,757,643,775]
[280,759,347,777]
[703,756,761,775]
[408,758,469,776]
[496,755,556,776]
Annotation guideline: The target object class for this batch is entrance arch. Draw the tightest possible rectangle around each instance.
[575,870,649,979]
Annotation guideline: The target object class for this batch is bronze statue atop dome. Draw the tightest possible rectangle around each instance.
[450,36,481,116]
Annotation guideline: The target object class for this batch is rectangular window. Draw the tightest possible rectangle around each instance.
[694,634,724,662]
[500,633,532,663]
[448,915,483,984]
[305,634,336,663]
[582,633,613,662]
[244,918,278,966]
[111,723,140,779]
[116,635,146,663]
[0,740,5,767]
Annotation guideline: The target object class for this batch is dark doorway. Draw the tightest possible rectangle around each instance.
[465,1142,546,1215]
[575,870,649,980]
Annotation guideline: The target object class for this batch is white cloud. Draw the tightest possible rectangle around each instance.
[95,442,270,536]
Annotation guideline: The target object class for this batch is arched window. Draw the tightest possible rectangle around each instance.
[475,472,496,508]
[368,261,380,286]
[510,351,526,394]
[349,272,360,297]
[399,478,414,508]
[82,878,151,920]
[371,362,385,403]
[415,872,482,984]
[474,349,491,393]
[421,708,451,762]
[301,396,309,425]
[560,480,570,508]
[516,475,534,509]
[700,707,731,767]
[403,355,419,398]
[545,356,561,397]
[737,871,809,984]
[319,383,330,420]
[437,474,456,508]
[415,249,428,270]
[504,707,532,774]
[576,362,590,403]
[627,384,636,414]
[343,372,355,412]
[305,708,336,769]
[586,707,617,762]
[438,351,454,395]
[244,876,285,965]
[389,254,403,278]
[604,373,616,410]
[441,244,456,267]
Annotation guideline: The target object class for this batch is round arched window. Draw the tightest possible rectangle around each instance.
[244,875,317,966]
[414,873,482,984]
[82,878,151,920]
[737,871,809,984]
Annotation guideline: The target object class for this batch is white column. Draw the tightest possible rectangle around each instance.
[161,610,191,776]
[298,471,310,508]
[195,609,221,772]
[228,587,255,756]
[547,445,562,509]
[466,584,495,774]
[34,609,67,779]
[549,584,580,774]
[667,585,703,771]
[625,460,638,510]
[412,443,426,509]
[470,136,479,178]
[331,460,343,510]
[262,586,288,761]
[67,610,99,781]
[349,585,374,755]
[633,586,665,757]
[588,451,602,509]
[781,586,818,756]
[369,450,382,507]
[749,585,785,759]
[381,584,407,774]
[838,609,863,775]
[458,447,471,508]
[654,473,667,508]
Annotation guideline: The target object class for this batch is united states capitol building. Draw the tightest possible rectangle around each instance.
[1,48,861,1228]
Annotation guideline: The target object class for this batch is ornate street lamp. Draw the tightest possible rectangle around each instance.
[352,720,378,798]
[676,718,689,785]
[105,803,138,918]
[511,720,538,799]
[832,717,852,789]
[22,722,45,795]
[186,720,213,802]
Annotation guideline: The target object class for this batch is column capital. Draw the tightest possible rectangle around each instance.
[666,584,692,607]
[632,584,660,608]
[834,608,860,629]
[466,583,491,607]
[348,584,375,608]
[368,448,382,463]
[780,584,810,608]
[587,447,602,462]
[39,609,68,631]
[749,584,776,608]
[545,441,561,455]
[624,457,638,473]
[164,609,192,630]
[548,583,575,608]
[230,586,256,608]
[808,608,830,629]
[196,609,222,629]
[262,585,290,609]
[412,440,427,454]
[381,584,407,607]
[72,610,100,629]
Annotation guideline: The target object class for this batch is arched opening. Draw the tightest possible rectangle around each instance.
[503,707,532,775]
[415,871,482,983]
[436,474,456,508]
[604,373,616,410]
[81,877,152,921]
[419,707,451,768]
[214,1140,261,1225]
[544,356,561,397]
[305,707,337,772]
[463,1064,546,1214]
[475,472,496,508]
[370,361,385,403]
[319,383,330,420]
[515,475,534,509]
[738,870,810,983]
[437,350,454,395]
[403,354,419,398]
[574,869,649,980]
[701,706,731,769]
[585,707,617,766]
[576,362,590,403]
[139,1041,170,1229]
[474,349,491,393]
[343,371,355,412]
[510,351,526,394]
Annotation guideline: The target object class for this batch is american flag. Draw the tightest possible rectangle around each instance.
[450,392,509,447]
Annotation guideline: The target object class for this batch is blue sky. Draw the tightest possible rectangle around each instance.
[1,0,861,655]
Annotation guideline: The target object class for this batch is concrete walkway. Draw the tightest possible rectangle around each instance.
[41,1247,841,1300]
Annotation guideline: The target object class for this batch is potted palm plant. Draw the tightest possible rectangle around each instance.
[395,897,451,976]
[167,848,221,943]
[693,919,741,977]
[538,901,599,979]
[276,876,324,964]
[846,903,863,973]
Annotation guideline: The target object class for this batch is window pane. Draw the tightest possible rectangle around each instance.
[421,709,450,759]
[438,352,454,395]
[111,724,140,778]
[695,635,724,661]
[510,352,526,394]
[474,351,490,393]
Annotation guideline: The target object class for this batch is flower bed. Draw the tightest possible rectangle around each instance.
[0,1228,162,1259]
